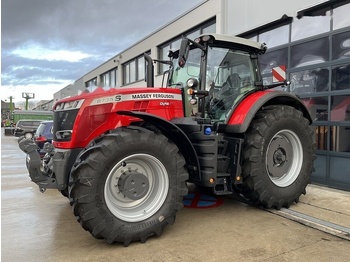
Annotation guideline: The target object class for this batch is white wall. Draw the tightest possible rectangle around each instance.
[225,0,328,35]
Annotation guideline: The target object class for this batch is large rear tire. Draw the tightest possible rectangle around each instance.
[70,127,188,245]
[240,105,316,209]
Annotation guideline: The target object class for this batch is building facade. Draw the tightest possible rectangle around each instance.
[32,100,54,111]
[55,0,350,190]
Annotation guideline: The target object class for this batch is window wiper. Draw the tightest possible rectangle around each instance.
[255,80,290,90]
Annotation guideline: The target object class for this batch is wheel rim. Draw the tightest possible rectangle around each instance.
[24,133,32,139]
[265,129,303,187]
[104,153,169,222]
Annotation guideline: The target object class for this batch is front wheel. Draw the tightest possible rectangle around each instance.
[70,127,188,245]
[24,132,33,139]
[240,105,316,209]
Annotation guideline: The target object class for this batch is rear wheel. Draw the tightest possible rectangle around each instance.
[70,127,188,245]
[241,105,316,209]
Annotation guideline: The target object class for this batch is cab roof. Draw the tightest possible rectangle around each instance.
[197,33,267,54]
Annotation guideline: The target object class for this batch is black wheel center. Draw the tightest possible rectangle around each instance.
[273,148,286,166]
[118,170,149,200]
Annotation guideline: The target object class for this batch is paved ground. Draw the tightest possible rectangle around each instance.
[2,130,350,262]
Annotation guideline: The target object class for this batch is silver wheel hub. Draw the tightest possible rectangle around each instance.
[104,154,169,222]
[266,129,303,187]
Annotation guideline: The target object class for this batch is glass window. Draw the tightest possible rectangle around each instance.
[259,24,289,48]
[301,96,328,121]
[104,73,110,87]
[129,61,136,83]
[170,46,258,120]
[85,78,97,88]
[292,10,331,41]
[170,48,201,87]
[158,19,216,74]
[159,39,181,74]
[124,64,130,84]
[332,31,350,60]
[315,125,329,150]
[172,39,181,50]
[160,44,170,61]
[115,68,119,87]
[100,75,104,86]
[123,55,148,84]
[333,3,350,30]
[186,30,200,41]
[313,155,327,177]
[202,23,216,34]
[110,70,115,87]
[330,156,350,182]
[261,75,287,91]
[332,63,350,91]
[262,76,272,85]
[330,127,350,152]
[259,48,288,74]
[330,95,350,121]
[138,56,145,80]
[290,68,329,94]
[105,68,118,87]
[290,37,329,68]
[159,44,171,74]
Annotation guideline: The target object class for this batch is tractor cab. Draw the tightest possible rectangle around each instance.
[167,34,267,121]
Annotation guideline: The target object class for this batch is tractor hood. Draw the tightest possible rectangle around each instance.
[52,86,184,149]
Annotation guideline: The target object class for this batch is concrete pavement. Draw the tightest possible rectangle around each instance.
[270,184,350,241]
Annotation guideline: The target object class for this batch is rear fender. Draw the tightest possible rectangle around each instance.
[225,90,312,133]
[117,110,201,180]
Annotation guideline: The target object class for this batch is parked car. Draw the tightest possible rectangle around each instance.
[14,120,43,139]
[34,121,53,158]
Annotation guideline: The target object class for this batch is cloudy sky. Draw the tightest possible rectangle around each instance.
[1,0,203,103]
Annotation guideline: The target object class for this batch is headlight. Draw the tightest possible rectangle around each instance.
[186,78,198,89]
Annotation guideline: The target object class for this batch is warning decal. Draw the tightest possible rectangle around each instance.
[272,65,286,82]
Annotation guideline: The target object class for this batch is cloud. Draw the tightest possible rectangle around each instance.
[1,83,71,102]
[11,44,92,62]
[1,0,203,102]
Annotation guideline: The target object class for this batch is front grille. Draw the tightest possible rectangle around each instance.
[53,109,79,141]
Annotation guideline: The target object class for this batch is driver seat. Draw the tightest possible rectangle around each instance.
[225,73,241,89]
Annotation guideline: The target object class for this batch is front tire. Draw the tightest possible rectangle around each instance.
[24,132,33,139]
[70,127,188,245]
[241,105,316,209]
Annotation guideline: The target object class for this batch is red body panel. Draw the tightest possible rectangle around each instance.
[53,87,184,149]
[227,90,270,125]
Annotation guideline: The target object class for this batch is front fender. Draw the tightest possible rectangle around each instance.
[117,110,201,181]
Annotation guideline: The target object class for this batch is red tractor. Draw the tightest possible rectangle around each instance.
[19,34,316,246]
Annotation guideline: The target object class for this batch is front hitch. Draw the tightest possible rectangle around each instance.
[18,137,58,191]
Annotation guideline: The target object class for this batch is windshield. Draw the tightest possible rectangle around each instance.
[169,45,258,122]
[170,48,202,87]
[206,47,257,121]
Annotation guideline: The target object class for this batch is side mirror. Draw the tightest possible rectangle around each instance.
[178,38,190,68]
